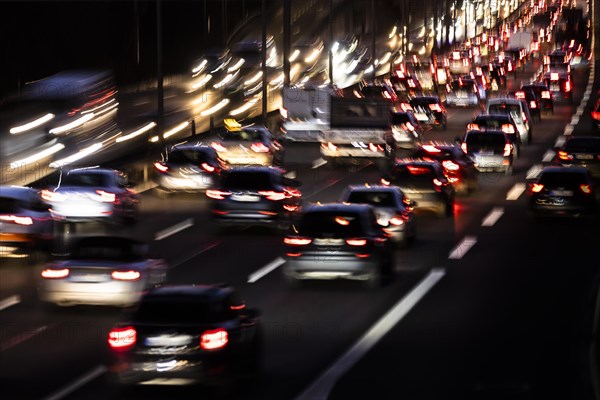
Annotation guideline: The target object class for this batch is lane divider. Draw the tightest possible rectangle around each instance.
[506,183,526,200]
[542,150,556,162]
[295,268,446,400]
[448,236,477,260]
[248,257,286,283]
[481,207,504,227]
[154,218,194,241]
[526,164,544,179]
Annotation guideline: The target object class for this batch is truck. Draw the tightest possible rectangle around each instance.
[319,97,395,165]
[279,85,337,142]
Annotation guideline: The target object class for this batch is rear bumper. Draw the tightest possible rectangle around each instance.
[38,280,146,306]
[283,257,379,281]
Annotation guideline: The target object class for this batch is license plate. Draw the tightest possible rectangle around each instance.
[230,194,260,202]
[549,190,573,196]
[145,334,192,347]
[575,154,594,160]
[72,274,108,283]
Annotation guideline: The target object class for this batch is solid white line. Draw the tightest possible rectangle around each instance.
[481,207,504,227]
[312,158,327,169]
[43,365,107,400]
[527,164,544,179]
[542,150,556,163]
[0,295,21,311]
[448,236,477,259]
[1,325,50,352]
[295,268,446,400]
[506,183,526,200]
[564,125,574,136]
[248,257,286,283]
[155,218,193,241]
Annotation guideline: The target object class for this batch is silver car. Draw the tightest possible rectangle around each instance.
[42,167,139,224]
[0,186,54,255]
[38,236,168,307]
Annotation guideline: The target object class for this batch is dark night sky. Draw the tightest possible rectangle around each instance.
[1,1,259,98]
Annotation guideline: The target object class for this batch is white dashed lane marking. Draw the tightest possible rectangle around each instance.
[448,236,478,259]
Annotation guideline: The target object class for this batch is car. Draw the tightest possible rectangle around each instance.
[106,284,262,387]
[459,130,515,175]
[38,236,168,307]
[390,110,423,151]
[592,94,600,130]
[542,70,573,104]
[206,166,302,231]
[381,159,455,217]
[486,97,533,145]
[519,83,554,114]
[488,62,507,90]
[408,95,447,129]
[527,166,598,217]
[356,81,398,102]
[339,185,417,247]
[553,136,600,179]
[211,120,284,166]
[513,86,542,122]
[467,114,522,157]
[0,186,54,254]
[444,78,480,107]
[153,143,225,197]
[390,70,422,97]
[281,203,395,288]
[41,167,140,225]
[413,142,479,195]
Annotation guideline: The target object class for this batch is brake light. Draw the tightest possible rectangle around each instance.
[206,190,231,199]
[515,91,525,99]
[108,326,137,350]
[428,104,442,112]
[389,215,404,226]
[461,142,467,153]
[529,101,537,109]
[154,162,168,172]
[467,123,480,131]
[346,238,367,246]
[201,163,215,172]
[0,215,33,225]
[530,183,544,193]
[111,270,141,281]
[564,80,571,92]
[41,190,65,202]
[591,111,600,120]
[501,124,515,134]
[422,144,441,153]
[284,237,312,245]
[96,190,116,203]
[541,91,551,99]
[580,184,592,194]
[442,160,460,171]
[41,268,69,279]
[503,143,512,157]
[200,328,228,350]
[211,142,227,152]
[251,142,270,152]
[258,191,286,200]
[557,150,572,161]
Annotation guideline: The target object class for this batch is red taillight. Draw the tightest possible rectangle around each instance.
[557,150,572,161]
[0,215,34,225]
[108,326,137,350]
[346,238,367,246]
[201,162,215,172]
[580,184,592,194]
[154,162,168,173]
[41,268,69,279]
[591,111,600,120]
[389,215,404,226]
[501,124,515,134]
[211,142,227,152]
[503,143,512,157]
[529,101,537,109]
[111,270,141,281]
[206,190,231,199]
[284,237,312,245]
[564,80,571,92]
[461,142,467,153]
[41,190,65,202]
[442,160,460,171]
[200,328,228,350]
[258,191,286,200]
[428,103,442,112]
[96,190,116,203]
[251,142,270,153]
[515,91,526,99]
[467,123,479,131]
[530,183,544,193]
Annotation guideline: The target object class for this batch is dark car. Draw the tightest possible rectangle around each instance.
[153,144,225,197]
[459,130,515,175]
[357,81,398,102]
[282,203,395,288]
[206,166,301,230]
[339,185,417,247]
[414,142,479,194]
[409,95,447,129]
[106,284,262,387]
[520,83,554,114]
[528,166,598,217]
[514,87,542,121]
[553,136,600,179]
[382,159,455,217]
[467,114,522,157]
[390,110,423,151]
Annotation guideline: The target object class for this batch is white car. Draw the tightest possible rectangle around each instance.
[486,98,533,145]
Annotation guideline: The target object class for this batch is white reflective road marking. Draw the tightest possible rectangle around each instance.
[248,257,286,283]
[506,183,526,200]
[448,236,477,259]
[43,365,107,400]
[542,150,556,163]
[312,158,328,169]
[481,208,504,227]
[564,125,574,136]
[155,218,193,240]
[295,268,446,400]
[0,295,21,311]
[527,164,544,179]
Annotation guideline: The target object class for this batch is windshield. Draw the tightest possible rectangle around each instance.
[62,172,111,187]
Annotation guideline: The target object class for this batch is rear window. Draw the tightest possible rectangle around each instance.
[466,133,506,147]
[168,149,213,164]
[296,211,366,237]
[474,117,509,129]
[539,171,587,187]
[488,104,520,115]
[563,139,600,153]
[345,191,397,207]
[222,171,276,190]
[0,197,20,214]
[222,129,263,141]
[63,172,111,187]
[392,165,436,182]
[134,298,232,324]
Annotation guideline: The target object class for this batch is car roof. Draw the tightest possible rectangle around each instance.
[0,186,40,201]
